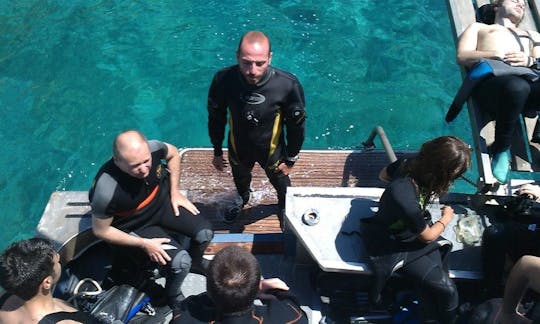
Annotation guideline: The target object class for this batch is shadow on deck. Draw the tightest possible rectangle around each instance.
[179,148,415,235]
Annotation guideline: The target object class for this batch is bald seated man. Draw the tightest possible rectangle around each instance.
[89,130,213,311]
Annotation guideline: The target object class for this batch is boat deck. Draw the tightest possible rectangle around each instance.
[36,148,504,322]
[38,148,413,262]
[179,148,397,235]
[36,147,411,322]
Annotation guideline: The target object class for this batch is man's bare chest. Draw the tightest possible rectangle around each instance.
[478,27,529,54]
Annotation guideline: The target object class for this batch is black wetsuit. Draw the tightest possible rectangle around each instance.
[472,28,540,153]
[89,140,213,304]
[473,75,540,153]
[39,311,99,324]
[171,291,308,324]
[207,65,306,211]
[360,158,458,323]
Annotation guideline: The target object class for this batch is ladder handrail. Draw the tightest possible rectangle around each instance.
[361,125,397,163]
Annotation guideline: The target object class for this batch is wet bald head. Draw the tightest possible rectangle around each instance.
[112,130,152,178]
[113,130,148,161]
[236,31,272,55]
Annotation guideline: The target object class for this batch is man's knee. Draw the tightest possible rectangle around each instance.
[503,77,530,97]
[422,270,459,310]
[266,169,290,189]
[483,224,501,238]
[482,224,508,251]
[194,228,214,245]
[170,250,192,274]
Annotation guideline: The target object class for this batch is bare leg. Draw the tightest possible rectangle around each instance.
[499,255,540,324]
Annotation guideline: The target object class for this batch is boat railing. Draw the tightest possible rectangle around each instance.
[361,125,397,163]
[361,125,480,190]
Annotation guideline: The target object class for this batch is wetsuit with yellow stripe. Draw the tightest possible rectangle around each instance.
[208,65,306,210]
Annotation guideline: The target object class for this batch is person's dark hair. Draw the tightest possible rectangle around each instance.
[207,246,261,314]
[406,136,471,200]
[236,30,272,55]
[0,238,57,301]
[476,3,496,24]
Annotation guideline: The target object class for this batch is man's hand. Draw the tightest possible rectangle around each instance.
[504,51,529,66]
[171,191,200,216]
[516,183,540,200]
[257,278,290,300]
[212,155,228,171]
[274,162,292,176]
[141,237,172,265]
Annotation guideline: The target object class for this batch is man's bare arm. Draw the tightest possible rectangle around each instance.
[500,255,540,324]
[164,142,182,195]
[92,216,172,265]
[379,166,391,182]
[164,142,199,216]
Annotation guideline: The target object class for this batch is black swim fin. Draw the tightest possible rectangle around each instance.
[446,60,494,122]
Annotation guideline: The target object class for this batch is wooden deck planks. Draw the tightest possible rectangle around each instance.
[179,148,413,236]
[445,0,475,42]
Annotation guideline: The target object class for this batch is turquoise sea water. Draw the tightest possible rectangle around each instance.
[0,1,473,252]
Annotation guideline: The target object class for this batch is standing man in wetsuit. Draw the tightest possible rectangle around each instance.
[456,0,540,183]
[208,30,307,227]
[89,130,213,311]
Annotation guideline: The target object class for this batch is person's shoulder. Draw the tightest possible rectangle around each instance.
[271,67,300,83]
[257,297,308,323]
[210,65,239,89]
[0,310,21,324]
[53,298,79,312]
[388,176,413,186]
[468,21,489,29]
[214,65,238,78]
[91,160,118,188]
[93,158,116,179]
[172,292,216,323]
[148,139,166,153]
[89,160,119,212]
[464,21,492,33]
[387,176,415,193]
[0,294,28,323]
[385,158,406,178]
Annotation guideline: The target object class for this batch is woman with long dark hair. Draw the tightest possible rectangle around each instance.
[361,136,472,324]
